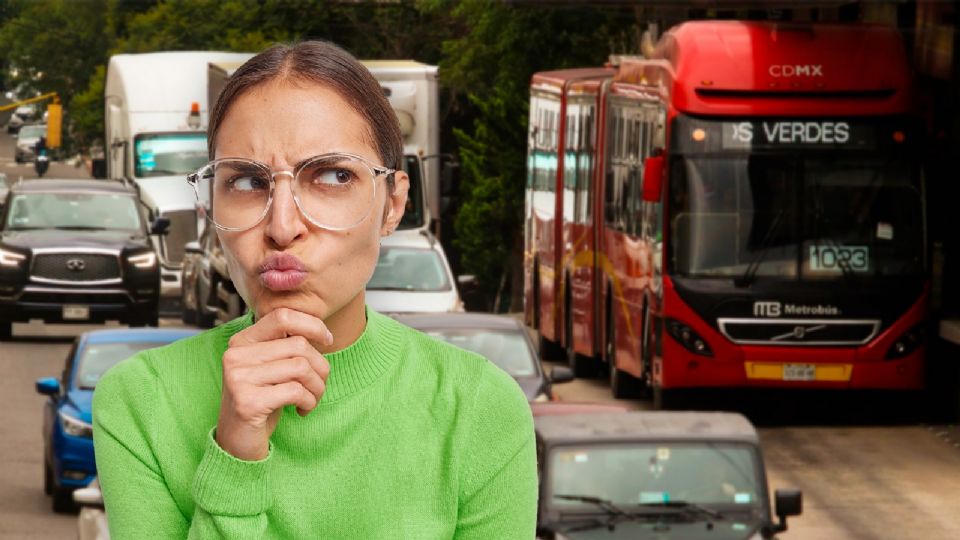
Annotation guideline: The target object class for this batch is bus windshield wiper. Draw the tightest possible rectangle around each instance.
[735,208,785,288]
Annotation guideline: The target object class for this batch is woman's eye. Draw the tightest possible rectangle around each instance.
[312,168,355,186]
[228,175,269,192]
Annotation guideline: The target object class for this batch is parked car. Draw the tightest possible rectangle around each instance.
[6,105,36,134]
[397,312,574,401]
[74,478,109,540]
[0,173,9,210]
[36,327,201,512]
[0,179,167,340]
[180,223,217,327]
[15,123,46,163]
[535,411,802,540]
[366,229,463,314]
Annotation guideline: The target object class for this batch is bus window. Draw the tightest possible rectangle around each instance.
[399,155,425,230]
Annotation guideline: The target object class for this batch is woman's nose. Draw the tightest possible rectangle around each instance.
[265,175,307,246]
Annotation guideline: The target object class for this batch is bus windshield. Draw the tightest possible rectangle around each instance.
[398,154,425,229]
[669,154,923,282]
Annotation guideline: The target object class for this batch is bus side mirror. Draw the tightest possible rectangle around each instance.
[642,155,664,202]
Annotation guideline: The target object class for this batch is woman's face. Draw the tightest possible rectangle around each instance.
[213,80,408,322]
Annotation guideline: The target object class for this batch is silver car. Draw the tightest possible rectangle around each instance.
[15,123,46,162]
[366,230,463,314]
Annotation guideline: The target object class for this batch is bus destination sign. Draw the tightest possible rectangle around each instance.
[721,120,877,150]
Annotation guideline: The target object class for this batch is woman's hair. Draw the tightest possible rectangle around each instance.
[208,41,403,189]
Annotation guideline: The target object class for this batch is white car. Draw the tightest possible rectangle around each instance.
[74,478,109,540]
[366,230,463,314]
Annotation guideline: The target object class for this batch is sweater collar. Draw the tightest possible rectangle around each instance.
[227,307,401,403]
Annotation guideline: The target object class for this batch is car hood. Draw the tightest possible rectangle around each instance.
[64,389,94,424]
[134,176,197,213]
[1,229,148,251]
[551,519,765,540]
[365,289,460,314]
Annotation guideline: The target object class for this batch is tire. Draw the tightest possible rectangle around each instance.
[43,462,53,495]
[565,295,595,378]
[51,485,75,513]
[180,280,198,325]
[607,303,636,399]
[653,385,685,410]
[0,321,12,341]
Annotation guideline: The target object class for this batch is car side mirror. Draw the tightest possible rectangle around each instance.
[642,153,665,202]
[150,216,170,236]
[549,366,575,384]
[763,488,802,538]
[457,274,479,290]
[184,241,202,255]
[35,377,60,396]
[90,158,107,179]
[73,486,104,508]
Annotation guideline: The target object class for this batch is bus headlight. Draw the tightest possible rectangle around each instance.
[666,319,713,357]
[886,325,924,359]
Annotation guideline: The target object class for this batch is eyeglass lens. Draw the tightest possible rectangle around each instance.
[196,155,377,230]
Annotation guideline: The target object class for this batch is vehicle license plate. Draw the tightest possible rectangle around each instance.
[782,364,815,381]
[62,305,90,320]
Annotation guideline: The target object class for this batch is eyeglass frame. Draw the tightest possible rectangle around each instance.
[186,152,396,232]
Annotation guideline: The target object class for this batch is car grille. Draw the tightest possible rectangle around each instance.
[32,253,121,282]
[717,318,880,346]
[160,209,197,266]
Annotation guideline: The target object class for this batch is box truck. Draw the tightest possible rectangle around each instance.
[104,51,253,306]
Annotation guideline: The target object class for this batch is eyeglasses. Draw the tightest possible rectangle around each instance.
[187,153,395,232]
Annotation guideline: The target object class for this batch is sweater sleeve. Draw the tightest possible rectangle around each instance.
[93,354,272,539]
[454,361,538,539]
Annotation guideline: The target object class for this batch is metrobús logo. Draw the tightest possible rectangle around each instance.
[753,301,841,318]
[768,64,823,77]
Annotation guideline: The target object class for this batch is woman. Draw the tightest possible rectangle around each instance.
[93,41,537,539]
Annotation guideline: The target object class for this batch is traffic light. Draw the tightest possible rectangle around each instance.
[46,103,62,148]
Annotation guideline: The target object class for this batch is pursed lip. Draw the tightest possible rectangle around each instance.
[258,253,308,291]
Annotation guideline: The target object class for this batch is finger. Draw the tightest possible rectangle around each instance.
[229,307,333,348]
[242,357,327,401]
[257,381,318,416]
[223,336,331,378]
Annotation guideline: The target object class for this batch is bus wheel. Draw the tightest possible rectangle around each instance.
[607,305,635,399]
[653,385,685,410]
[565,296,595,378]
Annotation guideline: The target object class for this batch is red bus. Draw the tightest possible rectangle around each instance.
[526,21,927,407]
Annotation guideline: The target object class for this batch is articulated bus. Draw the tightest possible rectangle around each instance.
[525,21,927,407]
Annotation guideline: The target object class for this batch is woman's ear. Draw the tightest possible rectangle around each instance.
[382,170,409,236]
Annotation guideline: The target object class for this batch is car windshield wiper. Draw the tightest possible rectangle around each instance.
[554,494,630,518]
[735,207,785,289]
[637,500,724,521]
[368,286,416,291]
[52,226,110,231]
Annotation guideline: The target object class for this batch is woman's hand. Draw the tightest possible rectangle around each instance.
[216,308,333,461]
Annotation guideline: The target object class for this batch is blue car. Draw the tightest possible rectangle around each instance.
[36,327,200,512]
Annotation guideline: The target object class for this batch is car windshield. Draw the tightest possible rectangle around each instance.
[548,442,761,510]
[422,329,537,377]
[75,342,169,390]
[134,133,208,178]
[5,192,142,231]
[367,246,451,291]
[18,125,46,140]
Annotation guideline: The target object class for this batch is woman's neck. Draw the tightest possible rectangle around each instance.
[317,291,368,354]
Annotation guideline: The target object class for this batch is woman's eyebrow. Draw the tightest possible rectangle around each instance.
[227,161,268,175]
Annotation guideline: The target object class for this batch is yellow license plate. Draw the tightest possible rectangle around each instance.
[745,362,852,382]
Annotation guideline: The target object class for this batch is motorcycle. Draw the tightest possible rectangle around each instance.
[34,150,49,178]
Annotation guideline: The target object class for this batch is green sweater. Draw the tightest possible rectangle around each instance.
[92,309,537,539]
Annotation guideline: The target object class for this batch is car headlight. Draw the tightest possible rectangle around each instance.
[127,252,157,269]
[59,411,93,438]
[0,247,26,267]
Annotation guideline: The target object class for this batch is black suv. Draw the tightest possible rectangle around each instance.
[0,179,166,339]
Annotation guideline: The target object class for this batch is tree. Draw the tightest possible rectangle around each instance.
[439,0,639,310]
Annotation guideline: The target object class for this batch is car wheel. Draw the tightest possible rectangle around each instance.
[43,461,52,495]
[181,284,197,326]
[653,385,686,410]
[0,321,12,341]
[196,282,216,328]
[51,485,75,513]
